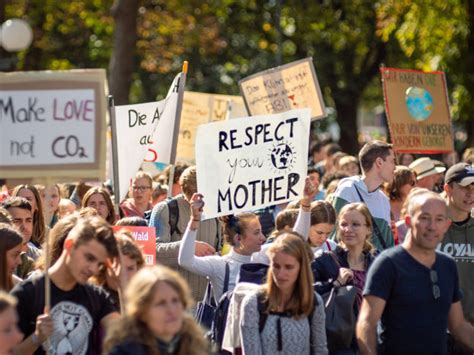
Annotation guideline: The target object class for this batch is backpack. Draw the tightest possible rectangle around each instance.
[210,289,234,354]
[144,197,180,235]
[256,292,317,352]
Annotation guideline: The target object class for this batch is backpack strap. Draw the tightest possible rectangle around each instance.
[166,197,180,236]
[353,185,387,250]
[257,293,268,333]
[222,262,230,294]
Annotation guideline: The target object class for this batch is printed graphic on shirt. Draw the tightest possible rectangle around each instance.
[438,243,474,263]
[46,301,93,355]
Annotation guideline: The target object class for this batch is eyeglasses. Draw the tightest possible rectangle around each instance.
[430,270,440,300]
[132,185,151,192]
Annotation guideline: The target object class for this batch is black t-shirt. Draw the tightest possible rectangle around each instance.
[11,274,118,355]
[363,246,462,355]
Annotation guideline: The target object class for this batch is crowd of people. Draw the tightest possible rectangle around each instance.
[0,140,473,354]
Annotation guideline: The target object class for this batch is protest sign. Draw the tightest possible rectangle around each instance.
[381,67,454,153]
[0,69,107,180]
[112,226,156,265]
[239,58,326,120]
[176,91,247,162]
[113,73,184,202]
[195,108,311,219]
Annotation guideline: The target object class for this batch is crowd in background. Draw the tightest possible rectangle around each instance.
[0,141,473,354]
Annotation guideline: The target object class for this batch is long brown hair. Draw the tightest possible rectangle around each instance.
[0,224,23,291]
[264,232,315,318]
[81,187,116,225]
[35,214,79,271]
[11,185,47,246]
[103,266,209,355]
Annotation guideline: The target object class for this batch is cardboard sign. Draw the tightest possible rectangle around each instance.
[381,67,454,153]
[0,69,107,180]
[176,91,247,162]
[195,108,310,219]
[239,58,326,120]
[113,226,156,265]
[114,73,183,201]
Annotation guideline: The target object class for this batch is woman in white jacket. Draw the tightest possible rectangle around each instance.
[178,178,316,300]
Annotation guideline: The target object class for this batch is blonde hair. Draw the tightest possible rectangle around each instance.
[337,203,375,254]
[103,266,208,355]
[264,232,315,318]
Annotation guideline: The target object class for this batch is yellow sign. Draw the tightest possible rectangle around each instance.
[176,91,247,162]
[381,68,453,153]
[239,57,326,120]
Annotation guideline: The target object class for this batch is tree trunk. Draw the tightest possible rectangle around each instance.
[108,0,139,105]
[334,99,361,155]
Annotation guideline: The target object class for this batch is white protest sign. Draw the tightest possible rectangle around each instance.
[0,69,107,180]
[239,58,326,121]
[114,73,182,202]
[177,91,248,162]
[196,108,310,219]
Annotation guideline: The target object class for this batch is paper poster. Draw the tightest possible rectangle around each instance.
[196,108,310,219]
[113,226,156,265]
[381,67,454,153]
[239,58,326,120]
[0,69,107,180]
[114,73,183,201]
[176,91,247,162]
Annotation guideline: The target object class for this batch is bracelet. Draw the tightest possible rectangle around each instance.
[192,218,200,222]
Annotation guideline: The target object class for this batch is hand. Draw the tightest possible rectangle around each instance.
[337,267,353,285]
[302,176,318,206]
[190,193,205,220]
[35,312,53,343]
[105,256,125,290]
[195,241,215,257]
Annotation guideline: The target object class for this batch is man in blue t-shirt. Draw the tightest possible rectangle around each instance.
[356,191,474,355]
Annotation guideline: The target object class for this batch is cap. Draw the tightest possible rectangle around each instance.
[445,163,474,186]
[409,157,446,180]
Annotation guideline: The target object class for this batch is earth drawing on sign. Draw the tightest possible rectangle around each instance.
[270,143,294,170]
[405,86,433,121]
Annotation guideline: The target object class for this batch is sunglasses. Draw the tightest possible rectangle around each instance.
[430,270,440,300]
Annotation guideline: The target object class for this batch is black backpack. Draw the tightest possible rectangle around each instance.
[256,292,317,352]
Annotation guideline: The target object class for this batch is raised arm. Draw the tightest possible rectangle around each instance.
[293,177,317,240]
[178,193,217,277]
[356,295,386,355]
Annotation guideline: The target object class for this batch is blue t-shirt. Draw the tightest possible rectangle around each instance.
[363,246,462,355]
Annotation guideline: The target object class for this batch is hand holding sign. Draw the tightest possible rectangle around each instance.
[301,176,317,207]
[190,193,205,220]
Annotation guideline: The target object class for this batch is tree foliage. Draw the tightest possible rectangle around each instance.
[3,0,473,150]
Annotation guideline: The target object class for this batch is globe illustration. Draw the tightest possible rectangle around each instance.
[405,86,433,121]
[271,143,294,170]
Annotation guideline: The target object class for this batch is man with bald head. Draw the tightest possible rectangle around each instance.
[356,191,474,354]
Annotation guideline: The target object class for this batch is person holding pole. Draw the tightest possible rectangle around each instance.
[11,215,120,355]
